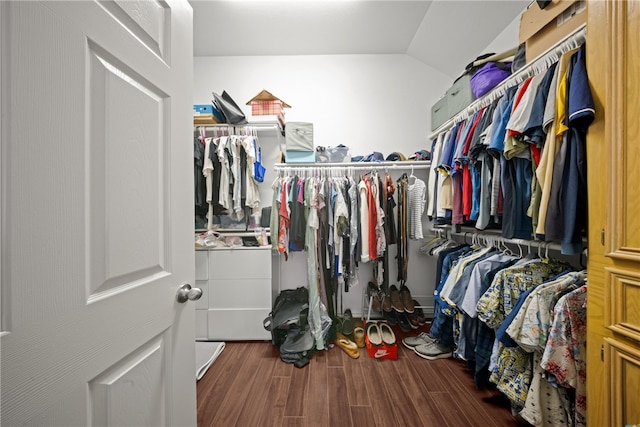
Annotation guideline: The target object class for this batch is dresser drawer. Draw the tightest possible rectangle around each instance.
[209,278,271,309]
[209,248,271,280]
[207,308,271,341]
[195,309,208,340]
[195,280,209,310]
[195,251,209,280]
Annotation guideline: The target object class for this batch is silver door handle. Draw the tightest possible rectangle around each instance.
[176,283,203,303]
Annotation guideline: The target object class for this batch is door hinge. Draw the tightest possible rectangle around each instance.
[601,345,604,361]
[601,229,605,246]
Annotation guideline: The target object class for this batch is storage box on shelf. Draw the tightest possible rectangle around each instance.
[430,74,475,131]
[193,104,218,125]
[285,150,316,164]
[519,0,586,63]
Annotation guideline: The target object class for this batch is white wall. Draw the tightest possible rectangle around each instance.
[194,53,448,318]
[194,54,450,156]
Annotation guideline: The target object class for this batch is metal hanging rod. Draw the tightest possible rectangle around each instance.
[429,24,587,139]
[195,123,279,131]
[450,230,565,253]
[274,160,431,171]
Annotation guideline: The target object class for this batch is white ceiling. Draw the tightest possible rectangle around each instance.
[191,0,529,78]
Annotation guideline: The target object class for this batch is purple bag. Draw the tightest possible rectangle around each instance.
[470,62,512,98]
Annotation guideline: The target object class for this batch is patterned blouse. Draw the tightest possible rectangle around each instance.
[476,258,571,408]
[541,285,588,427]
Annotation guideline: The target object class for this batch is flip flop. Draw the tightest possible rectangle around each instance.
[335,332,360,359]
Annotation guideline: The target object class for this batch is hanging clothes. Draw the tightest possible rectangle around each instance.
[426,236,587,425]
[407,174,427,239]
[428,43,594,255]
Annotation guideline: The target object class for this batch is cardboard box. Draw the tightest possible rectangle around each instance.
[519,0,579,44]
[193,114,217,125]
[525,1,586,62]
[365,331,398,360]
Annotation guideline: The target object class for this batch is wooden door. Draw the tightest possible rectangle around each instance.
[0,1,195,425]
[587,1,640,425]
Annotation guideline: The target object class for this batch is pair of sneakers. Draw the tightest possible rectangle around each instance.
[401,332,452,360]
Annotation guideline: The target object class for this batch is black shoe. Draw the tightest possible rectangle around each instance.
[398,313,411,332]
[383,309,398,326]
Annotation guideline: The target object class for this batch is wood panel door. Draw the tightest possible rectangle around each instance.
[587,1,640,425]
[0,1,195,425]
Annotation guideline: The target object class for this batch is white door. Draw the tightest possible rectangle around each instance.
[0,1,195,426]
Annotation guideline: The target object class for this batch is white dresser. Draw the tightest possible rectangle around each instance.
[195,247,273,341]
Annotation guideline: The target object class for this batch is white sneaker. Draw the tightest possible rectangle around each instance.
[413,342,453,360]
[401,332,437,349]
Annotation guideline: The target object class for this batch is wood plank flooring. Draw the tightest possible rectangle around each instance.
[197,324,531,427]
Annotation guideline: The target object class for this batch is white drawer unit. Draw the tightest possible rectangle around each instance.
[195,247,272,341]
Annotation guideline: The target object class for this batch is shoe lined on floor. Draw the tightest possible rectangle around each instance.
[402,332,437,349]
[397,313,411,332]
[406,311,420,329]
[353,326,366,348]
[379,322,396,345]
[413,300,427,325]
[366,322,383,346]
[382,309,398,326]
[399,285,415,313]
[335,332,360,359]
[413,342,453,360]
[381,293,392,312]
[389,285,404,312]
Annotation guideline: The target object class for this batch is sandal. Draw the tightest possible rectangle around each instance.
[335,332,360,359]
[353,325,366,348]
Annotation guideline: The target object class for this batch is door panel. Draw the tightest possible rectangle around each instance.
[87,40,170,299]
[605,267,640,342]
[587,1,640,425]
[90,333,168,427]
[0,1,194,425]
[606,0,640,262]
[99,0,171,62]
[605,338,640,427]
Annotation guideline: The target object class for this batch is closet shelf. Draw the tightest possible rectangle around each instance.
[195,120,284,136]
[429,24,586,139]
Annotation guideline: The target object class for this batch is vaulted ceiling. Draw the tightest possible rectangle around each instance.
[191,0,529,78]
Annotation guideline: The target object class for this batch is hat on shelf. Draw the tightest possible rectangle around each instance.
[386,152,407,161]
[408,150,430,161]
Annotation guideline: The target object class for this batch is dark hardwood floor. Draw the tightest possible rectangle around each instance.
[197,324,531,427]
